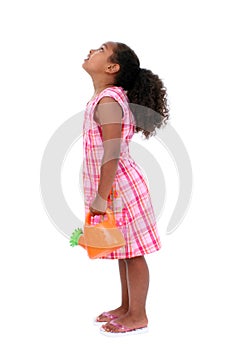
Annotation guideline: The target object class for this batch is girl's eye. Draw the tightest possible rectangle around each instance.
[98,47,104,51]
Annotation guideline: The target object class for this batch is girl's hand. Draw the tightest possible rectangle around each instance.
[89,193,107,216]
[89,206,106,216]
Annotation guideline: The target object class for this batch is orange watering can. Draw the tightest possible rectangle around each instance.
[70,209,126,259]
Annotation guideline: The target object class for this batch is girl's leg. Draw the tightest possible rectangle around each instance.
[118,259,129,310]
[126,256,149,322]
[102,256,149,331]
[96,259,129,321]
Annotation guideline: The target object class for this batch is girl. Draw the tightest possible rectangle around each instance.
[82,41,169,336]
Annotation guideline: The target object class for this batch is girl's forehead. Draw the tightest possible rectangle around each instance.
[103,41,117,50]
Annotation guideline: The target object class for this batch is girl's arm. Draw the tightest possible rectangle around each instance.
[89,96,122,216]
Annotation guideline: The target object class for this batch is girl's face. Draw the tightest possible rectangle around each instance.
[82,41,117,75]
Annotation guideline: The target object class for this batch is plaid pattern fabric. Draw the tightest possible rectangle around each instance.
[83,86,161,259]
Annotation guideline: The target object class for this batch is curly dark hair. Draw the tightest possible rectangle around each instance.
[109,42,169,138]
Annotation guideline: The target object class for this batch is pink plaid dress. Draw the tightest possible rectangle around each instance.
[83,86,161,259]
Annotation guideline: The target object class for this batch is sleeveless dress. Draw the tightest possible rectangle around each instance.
[83,86,161,259]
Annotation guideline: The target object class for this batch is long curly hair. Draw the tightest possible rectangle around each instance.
[109,42,169,138]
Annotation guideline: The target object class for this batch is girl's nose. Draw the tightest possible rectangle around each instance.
[89,49,94,54]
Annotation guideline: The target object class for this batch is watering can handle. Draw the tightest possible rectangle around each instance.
[85,208,116,226]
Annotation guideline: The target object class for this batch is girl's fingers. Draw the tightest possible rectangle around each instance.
[89,206,106,216]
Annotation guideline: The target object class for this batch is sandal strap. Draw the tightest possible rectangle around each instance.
[109,320,148,333]
[96,312,117,322]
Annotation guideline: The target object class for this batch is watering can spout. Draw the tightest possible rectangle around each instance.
[69,228,83,247]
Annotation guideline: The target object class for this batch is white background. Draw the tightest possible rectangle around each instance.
[1,0,232,349]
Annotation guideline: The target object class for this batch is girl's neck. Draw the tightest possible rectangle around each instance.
[91,77,115,98]
[93,83,114,95]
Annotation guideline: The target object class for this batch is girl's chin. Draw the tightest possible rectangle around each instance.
[82,64,91,75]
[82,59,90,68]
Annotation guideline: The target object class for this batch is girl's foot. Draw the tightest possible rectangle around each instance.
[101,313,148,333]
[95,306,128,323]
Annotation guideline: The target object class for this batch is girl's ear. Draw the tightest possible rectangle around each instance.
[105,63,120,74]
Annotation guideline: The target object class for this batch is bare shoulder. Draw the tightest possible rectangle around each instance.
[95,96,123,124]
[98,96,117,105]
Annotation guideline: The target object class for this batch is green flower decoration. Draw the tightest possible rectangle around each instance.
[69,228,83,247]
